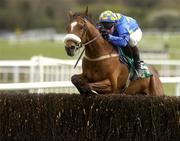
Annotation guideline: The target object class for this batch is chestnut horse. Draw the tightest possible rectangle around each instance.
[64,8,164,96]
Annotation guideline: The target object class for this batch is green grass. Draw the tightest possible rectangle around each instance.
[0,33,178,58]
[1,33,180,60]
[140,33,180,59]
[162,84,177,96]
[0,40,72,60]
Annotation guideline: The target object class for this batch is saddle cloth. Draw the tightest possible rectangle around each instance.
[118,48,153,81]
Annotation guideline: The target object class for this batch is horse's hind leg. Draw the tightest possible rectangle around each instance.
[71,74,94,95]
[148,65,164,96]
[149,75,164,96]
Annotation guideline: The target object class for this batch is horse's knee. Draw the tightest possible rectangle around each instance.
[71,75,80,85]
[71,75,91,94]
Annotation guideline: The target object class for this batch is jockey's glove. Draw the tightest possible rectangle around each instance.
[102,32,109,40]
[100,28,109,40]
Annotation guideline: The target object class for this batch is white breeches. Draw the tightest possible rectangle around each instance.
[129,28,142,47]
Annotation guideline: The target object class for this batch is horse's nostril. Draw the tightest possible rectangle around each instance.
[65,45,74,49]
[65,45,76,56]
[71,45,75,49]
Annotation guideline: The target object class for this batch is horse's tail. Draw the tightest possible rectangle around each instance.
[148,64,164,96]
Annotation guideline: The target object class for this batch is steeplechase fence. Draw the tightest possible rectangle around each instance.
[0,93,179,141]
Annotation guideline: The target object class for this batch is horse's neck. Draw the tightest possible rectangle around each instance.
[85,22,116,58]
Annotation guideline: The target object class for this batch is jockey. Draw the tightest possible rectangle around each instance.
[98,10,143,78]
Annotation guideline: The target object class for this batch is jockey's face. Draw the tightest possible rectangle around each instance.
[107,25,114,34]
[101,22,115,34]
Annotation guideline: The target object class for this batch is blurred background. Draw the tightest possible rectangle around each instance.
[0,0,180,95]
[0,0,180,32]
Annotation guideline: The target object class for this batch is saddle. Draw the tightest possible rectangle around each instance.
[118,47,152,81]
[117,47,153,93]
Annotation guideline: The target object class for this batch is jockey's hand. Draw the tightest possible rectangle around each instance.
[102,32,109,40]
[99,28,109,40]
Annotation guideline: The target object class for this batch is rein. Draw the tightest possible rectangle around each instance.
[73,35,101,68]
[73,18,101,68]
[83,35,101,46]
[71,17,115,68]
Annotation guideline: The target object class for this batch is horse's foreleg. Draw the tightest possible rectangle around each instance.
[71,74,93,95]
[109,75,118,93]
[71,74,116,95]
[89,79,112,94]
[91,74,119,94]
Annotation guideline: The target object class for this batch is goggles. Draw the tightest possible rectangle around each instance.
[101,22,114,29]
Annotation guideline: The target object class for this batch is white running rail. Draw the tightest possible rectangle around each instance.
[1,56,180,84]
[0,56,180,96]
[0,77,179,96]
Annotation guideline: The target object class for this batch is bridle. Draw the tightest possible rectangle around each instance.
[72,17,101,50]
[65,17,118,68]
[73,34,101,69]
[68,17,101,68]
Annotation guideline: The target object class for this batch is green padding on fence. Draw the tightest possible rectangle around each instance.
[0,93,179,141]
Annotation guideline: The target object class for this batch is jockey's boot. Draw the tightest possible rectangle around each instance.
[132,46,144,78]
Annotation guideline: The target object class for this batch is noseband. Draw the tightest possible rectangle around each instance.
[69,17,101,50]
[64,17,101,68]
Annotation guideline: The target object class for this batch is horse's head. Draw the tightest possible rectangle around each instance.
[63,7,90,56]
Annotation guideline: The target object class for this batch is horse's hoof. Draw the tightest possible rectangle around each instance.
[91,90,99,95]
[80,90,99,97]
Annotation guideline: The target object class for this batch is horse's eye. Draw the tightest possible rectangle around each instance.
[79,25,84,30]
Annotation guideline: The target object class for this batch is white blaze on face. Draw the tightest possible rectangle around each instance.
[63,21,81,44]
[70,22,77,32]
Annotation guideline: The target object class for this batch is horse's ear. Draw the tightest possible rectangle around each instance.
[68,10,74,19]
[84,6,88,16]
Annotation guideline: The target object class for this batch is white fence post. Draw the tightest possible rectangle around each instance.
[176,83,180,96]
[38,56,44,82]
[13,66,19,83]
